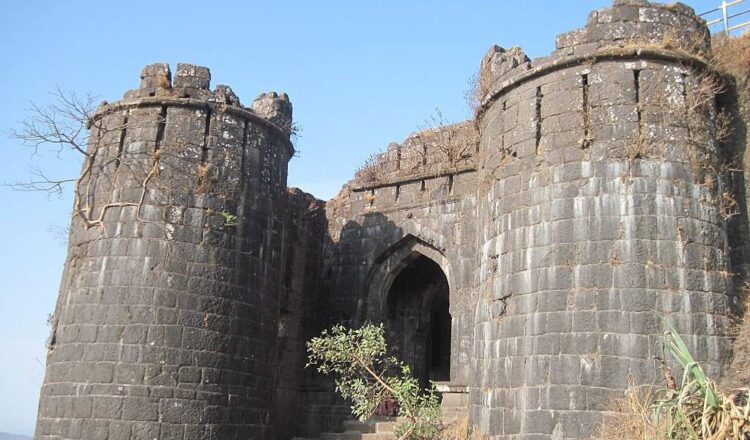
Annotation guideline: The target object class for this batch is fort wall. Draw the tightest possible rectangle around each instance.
[32,2,749,439]
[317,1,739,438]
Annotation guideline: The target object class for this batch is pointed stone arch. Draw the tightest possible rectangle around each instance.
[363,234,453,385]
[364,234,452,320]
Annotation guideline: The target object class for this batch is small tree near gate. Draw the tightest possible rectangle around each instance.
[306,323,442,440]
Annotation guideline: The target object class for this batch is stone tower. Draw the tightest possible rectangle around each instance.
[34,63,294,440]
[472,1,734,436]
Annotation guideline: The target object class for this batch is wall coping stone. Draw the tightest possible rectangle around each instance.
[351,164,476,192]
[90,96,295,157]
[480,46,710,116]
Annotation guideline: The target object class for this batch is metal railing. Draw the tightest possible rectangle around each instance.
[700,0,750,33]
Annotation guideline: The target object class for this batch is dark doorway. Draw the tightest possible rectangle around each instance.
[386,255,451,387]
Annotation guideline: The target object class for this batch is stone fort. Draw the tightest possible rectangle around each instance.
[33,1,750,439]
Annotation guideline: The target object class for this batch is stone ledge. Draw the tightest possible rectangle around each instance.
[89,97,295,157]
[434,382,468,393]
[352,165,476,192]
[480,46,710,114]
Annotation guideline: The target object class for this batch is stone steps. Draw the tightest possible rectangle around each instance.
[321,431,375,440]
[360,434,396,440]
[299,414,470,440]
[302,417,400,440]
[298,388,469,440]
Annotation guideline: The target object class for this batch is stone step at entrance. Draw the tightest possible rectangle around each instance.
[435,383,469,426]
[313,417,400,440]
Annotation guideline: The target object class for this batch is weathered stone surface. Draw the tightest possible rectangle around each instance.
[34,1,747,440]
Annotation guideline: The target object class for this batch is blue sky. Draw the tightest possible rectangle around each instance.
[0,0,725,435]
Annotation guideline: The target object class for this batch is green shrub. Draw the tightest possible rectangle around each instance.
[306,323,441,440]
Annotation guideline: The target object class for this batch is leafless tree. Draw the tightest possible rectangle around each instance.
[355,150,389,184]
[10,89,162,230]
[7,87,98,195]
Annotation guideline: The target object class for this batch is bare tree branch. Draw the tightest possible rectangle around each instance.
[8,87,97,162]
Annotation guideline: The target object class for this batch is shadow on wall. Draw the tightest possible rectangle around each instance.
[274,188,330,440]
[294,211,409,436]
[720,74,750,389]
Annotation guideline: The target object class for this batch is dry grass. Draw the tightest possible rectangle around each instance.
[724,288,750,391]
[711,33,750,92]
[593,325,750,440]
[355,151,388,184]
[415,113,478,168]
[593,385,668,440]
[352,115,477,186]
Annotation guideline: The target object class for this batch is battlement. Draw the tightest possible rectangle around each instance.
[120,63,294,144]
[479,1,710,107]
[139,62,171,90]
[174,63,211,90]
[251,92,294,135]
[134,62,211,97]
[83,64,296,216]
[352,121,478,189]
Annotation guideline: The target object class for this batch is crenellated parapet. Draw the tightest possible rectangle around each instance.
[475,1,725,178]
[478,1,711,113]
[107,63,293,153]
[83,63,294,214]
[553,0,710,57]
[352,121,478,189]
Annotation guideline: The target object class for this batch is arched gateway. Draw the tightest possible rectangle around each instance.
[387,254,451,387]
[364,235,452,387]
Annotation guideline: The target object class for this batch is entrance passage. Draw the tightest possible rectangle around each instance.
[386,255,451,387]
